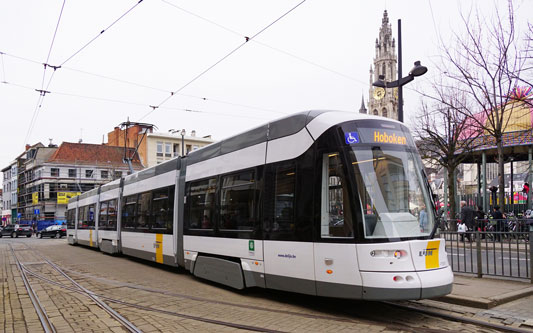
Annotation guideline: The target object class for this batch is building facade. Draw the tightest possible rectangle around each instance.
[14,142,142,224]
[367,10,399,120]
[108,125,215,168]
[2,159,18,225]
[146,131,215,167]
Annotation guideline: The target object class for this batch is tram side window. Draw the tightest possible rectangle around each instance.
[219,171,255,232]
[122,195,137,230]
[136,192,152,231]
[98,201,108,229]
[66,209,75,229]
[273,166,295,234]
[151,186,174,234]
[320,153,353,238]
[98,199,118,231]
[78,206,86,229]
[87,204,95,229]
[107,199,118,231]
[186,178,217,230]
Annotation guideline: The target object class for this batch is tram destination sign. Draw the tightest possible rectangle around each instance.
[353,128,414,146]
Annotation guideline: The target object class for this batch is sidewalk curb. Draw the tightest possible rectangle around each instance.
[435,287,533,309]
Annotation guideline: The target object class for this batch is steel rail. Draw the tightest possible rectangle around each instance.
[21,267,284,333]
[41,257,142,333]
[8,244,56,333]
[385,301,532,333]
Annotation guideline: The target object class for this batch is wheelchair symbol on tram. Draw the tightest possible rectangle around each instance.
[345,132,360,144]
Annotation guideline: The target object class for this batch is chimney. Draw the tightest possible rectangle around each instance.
[191,130,196,137]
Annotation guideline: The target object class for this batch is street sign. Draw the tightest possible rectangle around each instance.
[34,209,40,215]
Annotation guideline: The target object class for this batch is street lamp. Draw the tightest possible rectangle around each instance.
[180,129,186,156]
[372,61,427,122]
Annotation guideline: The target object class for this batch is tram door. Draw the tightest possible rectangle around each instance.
[263,163,316,295]
[313,152,362,298]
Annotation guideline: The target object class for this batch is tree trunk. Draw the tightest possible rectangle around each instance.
[447,165,457,230]
[497,138,505,212]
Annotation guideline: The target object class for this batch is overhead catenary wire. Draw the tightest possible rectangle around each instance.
[1,50,286,116]
[160,0,367,86]
[21,0,145,149]
[59,0,145,67]
[139,0,308,121]
[23,0,66,150]
[2,80,271,121]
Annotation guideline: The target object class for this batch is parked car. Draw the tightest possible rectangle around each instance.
[0,224,33,238]
[36,224,66,238]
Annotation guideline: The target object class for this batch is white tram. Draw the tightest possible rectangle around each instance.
[67,111,453,300]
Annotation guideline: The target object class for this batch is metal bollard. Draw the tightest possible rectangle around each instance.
[476,230,482,278]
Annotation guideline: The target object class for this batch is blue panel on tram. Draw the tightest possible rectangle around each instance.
[344,132,360,144]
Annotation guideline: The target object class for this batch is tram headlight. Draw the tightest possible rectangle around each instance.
[393,250,407,259]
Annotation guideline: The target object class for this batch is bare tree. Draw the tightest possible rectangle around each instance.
[430,1,532,211]
[413,86,482,226]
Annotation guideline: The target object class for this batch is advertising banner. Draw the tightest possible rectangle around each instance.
[57,192,81,204]
[32,192,39,205]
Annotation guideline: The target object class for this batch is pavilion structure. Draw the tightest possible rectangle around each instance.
[445,87,533,214]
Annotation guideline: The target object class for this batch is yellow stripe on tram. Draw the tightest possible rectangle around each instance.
[155,234,163,264]
[425,240,440,269]
[89,229,93,247]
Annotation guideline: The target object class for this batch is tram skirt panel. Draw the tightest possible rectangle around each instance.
[193,256,245,290]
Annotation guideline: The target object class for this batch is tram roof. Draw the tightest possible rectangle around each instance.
[186,110,402,165]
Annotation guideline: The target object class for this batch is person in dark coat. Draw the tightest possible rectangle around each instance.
[460,201,474,241]
[475,205,485,238]
[492,205,505,242]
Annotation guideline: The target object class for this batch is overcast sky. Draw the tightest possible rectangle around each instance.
[1,0,532,174]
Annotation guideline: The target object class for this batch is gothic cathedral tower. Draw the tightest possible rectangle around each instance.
[368,10,398,120]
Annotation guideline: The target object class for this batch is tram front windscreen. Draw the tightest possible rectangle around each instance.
[346,128,435,240]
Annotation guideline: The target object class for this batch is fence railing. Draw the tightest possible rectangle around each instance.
[439,229,532,283]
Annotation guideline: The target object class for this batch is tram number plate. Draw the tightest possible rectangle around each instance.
[153,242,161,249]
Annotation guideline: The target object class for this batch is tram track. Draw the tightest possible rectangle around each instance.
[10,241,529,333]
[8,243,56,333]
[8,242,141,333]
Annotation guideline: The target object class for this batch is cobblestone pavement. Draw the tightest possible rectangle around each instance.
[0,238,509,332]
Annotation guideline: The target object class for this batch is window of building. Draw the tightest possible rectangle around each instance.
[85,170,93,178]
[173,144,180,157]
[186,145,192,154]
[114,171,122,179]
[51,168,60,177]
[68,169,76,178]
[219,171,255,232]
[157,141,163,157]
[373,109,378,116]
[101,170,109,179]
[165,143,172,157]
[382,109,387,117]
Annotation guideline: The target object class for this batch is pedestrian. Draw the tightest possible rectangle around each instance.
[460,201,474,241]
[419,204,428,233]
[492,205,505,242]
[475,205,485,239]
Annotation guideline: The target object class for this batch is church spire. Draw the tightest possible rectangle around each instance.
[359,95,367,114]
[368,10,398,120]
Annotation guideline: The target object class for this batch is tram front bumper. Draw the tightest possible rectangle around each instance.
[360,266,453,300]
